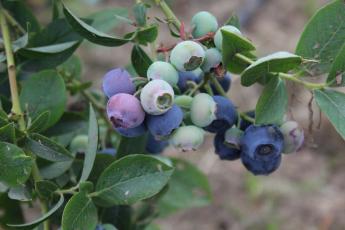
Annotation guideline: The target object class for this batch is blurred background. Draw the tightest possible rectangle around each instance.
[27,0,345,229]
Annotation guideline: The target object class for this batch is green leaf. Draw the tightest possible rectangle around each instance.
[35,180,58,198]
[40,159,74,180]
[19,41,80,58]
[158,158,211,217]
[88,154,116,185]
[0,193,25,229]
[241,51,302,87]
[89,8,128,33]
[63,3,135,47]
[221,29,256,74]
[58,55,82,80]
[45,112,87,137]
[131,45,152,77]
[62,192,98,230]
[0,142,33,186]
[95,155,173,205]
[327,43,345,86]
[116,134,148,159]
[225,13,240,29]
[133,2,148,27]
[20,70,66,128]
[102,224,118,230]
[255,78,288,125]
[79,105,98,183]
[8,194,64,229]
[28,111,51,134]
[25,133,73,162]
[8,184,32,201]
[135,24,159,45]
[314,89,345,139]
[295,0,345,75]
[0,123,15,143]
[0,33,28,63]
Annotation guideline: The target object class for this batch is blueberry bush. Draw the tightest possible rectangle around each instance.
[0,0,344,229]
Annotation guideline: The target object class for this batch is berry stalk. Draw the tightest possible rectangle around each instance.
[155,0,182,30]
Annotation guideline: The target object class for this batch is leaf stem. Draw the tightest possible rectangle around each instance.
[235,53,254,64]
[2,10,25,34]
[156,0,181,30]
[210,75,227,97]
[0,10,25,130]
[239,112,255,123]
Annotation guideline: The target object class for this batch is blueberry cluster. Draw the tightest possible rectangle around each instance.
[102,11,304,175]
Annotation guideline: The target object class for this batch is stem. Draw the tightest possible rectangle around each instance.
[3,10,25,34]
[239,112,255,123]
[235,53,254,64]
[156,0,181,30]
[210,75,227,97]
[0,10,25,130]
[150,41,157,60]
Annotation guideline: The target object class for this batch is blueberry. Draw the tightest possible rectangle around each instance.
[240,125,284,175]
[239,111,255,131]
[191,11,218,38]
[190,93,217,127]
[146,104,183,137]
[107,93,145,129]
[116,123,147,138]
[204,96,237,133]
[280,121,304,154]
[147,61,179,86]
[95,225,104,230]
[102,68,135,98]
[170,41,205,71]
[177,68,203,92]
[146,133,169,154]
[214,25,242,51]
[214,131,241,160]
[70,135,88,153]
[140,79,174,115]
[201,48,222,72]
[98,148,117,156]
[211,73,232,95]
[170,125,205,151]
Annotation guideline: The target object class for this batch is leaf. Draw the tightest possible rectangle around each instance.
[89,8,128,33]
[8,194,64,229]
[79,105,98,183]
[116,134,148,159]
[135,24,159,45]
[19,41,80,58]
[225,13,240,29]
[25,133,73,162]
[241,51,302,87]
[20,70,66,128]
[0,33,28,63]
[131,45,152,77]
[0,193,25,229]
[133,2,148,27]
[40,159,74,179]
[63,3,135,47]
[35,180,58,198]
[0,142,33,186]
[327,43,345,86]
[102,224,118,230]
[314,89,345,139]
[61,192,98,230]
[8,184,32,201]
[158,158,211,217]
[94,155,174,205]
[28,111,51,134]
[221,29,256,74]
[295,0,345,75]
[88,154,116,185]
[58,55,82,80]
[0,123,15,143]
[44,112,87,137]
[255,78,288,125]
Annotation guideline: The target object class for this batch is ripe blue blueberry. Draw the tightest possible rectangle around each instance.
[170,41,205,71]
[214,131,241,160]
[177,68,203,92]
[116,123,147,138]
[147,61,179,86]
[146,133,169,154]
[240,125,284,175]
[214,25,242,50]
[95,225,103,230]
[99,148,117,156]
[170,125,205,151]
[191,11,218,38]
[190,93,217,127]
[140,79,175,115]
[107,93,145,129]
[201,48,222,72]
[204,96,237,133]
[211,73,232,95]
[239,111,255,131]
[70,135,88,153]
[146,104,183,137]
[102,68,135,98]
[280,121,304,154]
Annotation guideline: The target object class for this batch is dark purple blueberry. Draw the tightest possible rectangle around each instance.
[102,68,135,98]
[240,125,284,175]
[211,73,231,95]
[116,123,147,138]
[177,69,203,92]
[145,133,169,154]
[146,105,183,137]
[204,96,237,133]
[106,93,145,129]
[98,148,117,156]
[214,131,241,160]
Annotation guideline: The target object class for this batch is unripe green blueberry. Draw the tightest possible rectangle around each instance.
[70,135,88,153]
[190,93,217,127]
[140,79,175,115]
[201,48,222,72]
[170,125,205,151]
[280,121,304,154]
[170,41,205,72]
[214,25,242,50]
[147,61,179,86]
[191,11,218,38]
